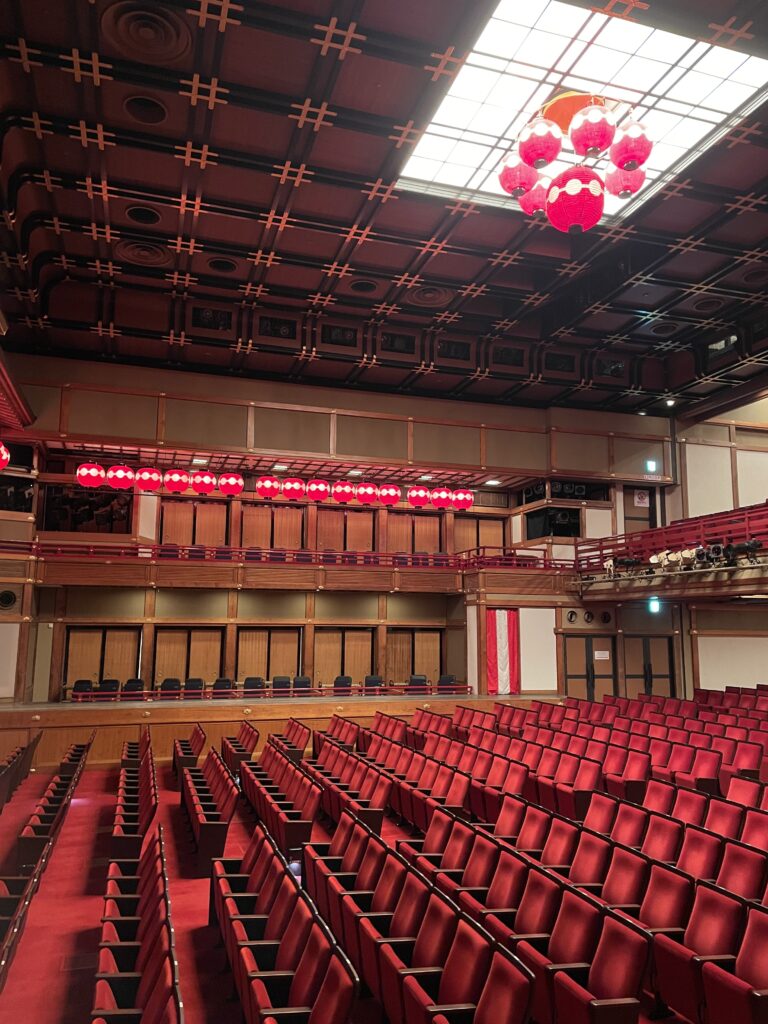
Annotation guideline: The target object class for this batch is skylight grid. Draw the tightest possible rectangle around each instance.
[399,0,768,222]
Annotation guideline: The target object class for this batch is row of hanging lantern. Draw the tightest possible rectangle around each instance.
[499,95,653,234]
[75,463,474,510]
[0,442,10,472]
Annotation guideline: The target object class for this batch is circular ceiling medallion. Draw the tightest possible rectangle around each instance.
[101,2,193,65]
[208,257,238,273]
[115,239,173,267]
[692,297,723,313]
[650,322,678,336]
[743,267,768,285]
[349,278,378,294]
[126,205,160,225]
[124,95,167,124]
[408,285,453,309]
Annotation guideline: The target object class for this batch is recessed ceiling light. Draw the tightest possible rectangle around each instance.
[347,469,363,477]
[273,463,289,472]
[485,479,502,486]
[191,457,209,466]
[665,398,676,407]
[638,410,647,416]
[419,474,434,481]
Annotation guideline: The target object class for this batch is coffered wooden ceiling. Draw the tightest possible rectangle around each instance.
[0,0,766,417]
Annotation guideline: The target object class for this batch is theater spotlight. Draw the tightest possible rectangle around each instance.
[707,543,725,563]
[724,539,763,566]
[694,546,710,565]
[603,558,615,578]
[679,548,697,569]
[650,550,671,570]
[615,556,642,571]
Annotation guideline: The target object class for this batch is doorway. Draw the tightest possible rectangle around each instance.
[623,636,675,699]
[564,635,617,701]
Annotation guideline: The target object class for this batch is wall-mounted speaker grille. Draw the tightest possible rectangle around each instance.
[0,590,18,611]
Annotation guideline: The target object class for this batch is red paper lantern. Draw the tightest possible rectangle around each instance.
[255,475,280,499]
[407,485,431,508]
[164,469,189,493]
[518,175,550,217]
[281,477,305,500]
[76,463,106,488]
[499,159,538,198]
[191,470,217,495]
[451,489,474,511]
[546,167,604,234]
[219,473,244,497]
[379,484,401,506]
[430,487,452,509]
[332,481,356,504]
[136,467,163,492]
[610,121,652,170]
[605,165,646,199]
[518,118,562,168]
[306,479,331,502]
[0,442,10,471]
[356,482,379,505]
[569,104,616,157]
[106,465,135,490]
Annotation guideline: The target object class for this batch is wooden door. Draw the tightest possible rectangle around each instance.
[314,629,342,685]
[241,505,272,548]
[414,629,441,680]
[317,508,344,551]
[273,506,303,549]
[454,516,478,554]
[269,628,300,678]
[237,628,268,679]
[103,629,140,680]
[386,512,413,553]
[624,636,675,698]
[346,510,373,552]
[564,635,617,701]
[66,628,103,683]
[478,518,504,550]
[154,629,188,683]
[194,502,227,546]
[623,487,654,534]
[188,628,223,680]
[414,515,440,554]
[386,629,413,684]
[344,629,373,682]
[161,501,194,545]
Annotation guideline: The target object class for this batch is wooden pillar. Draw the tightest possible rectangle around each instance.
[14,583,35,702]
[140,588,156,686]
[229,499,243,547]
[377,594,387,678]
[476,590,488,695]
[224,590,238,681]
[304,593,315,681]
[305,504,318,551]
[443,510,455,554]
[48,588,67,702]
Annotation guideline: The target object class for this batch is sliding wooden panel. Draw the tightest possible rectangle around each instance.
[344,629,373,681]
[103,629,140,680]
[414,514,440,553]
[346,510,373,552]
[241,505,272,548]
[154,629,188,683]
[386,512,413,553]
[414,629,441,680]
[188,628,223,680]
[269,628,300,678]
[194,502,227,546]
[317,508,344,551]
[314,629,342,685]
[478,518,504,550]
[386,629,413,683]
[66,629,103,683]
[454,516,478,554]
[161,501,194,545]
[237,628,268,679]
[273,506,303,549]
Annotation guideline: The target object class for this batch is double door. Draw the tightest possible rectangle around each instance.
[563,635,616,701]
[623,636,676,698]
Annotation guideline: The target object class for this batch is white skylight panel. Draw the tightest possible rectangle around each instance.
[398,0,768,223]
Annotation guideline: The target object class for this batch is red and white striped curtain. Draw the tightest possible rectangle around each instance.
[486,608,521,696]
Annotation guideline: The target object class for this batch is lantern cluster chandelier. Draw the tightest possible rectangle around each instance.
[499,92,653,233]
[75,464,474,510]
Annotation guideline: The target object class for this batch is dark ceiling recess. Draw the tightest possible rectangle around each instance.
[1,0,767,417]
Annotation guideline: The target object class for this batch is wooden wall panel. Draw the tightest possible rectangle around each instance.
[103,629,139,680]
[317,509,344,551]
[66,629,102,683]
[188,629,223,680]
[478,518,504,549]
[345,629,373,681]
[237,629,268,679]
[273,507,303,549]
[454,516,478,553]
[314,629,342,685]
[154,629,188,682]
[162,502,194,546]
[270,628,300,678]
[346,511,373,552]
[194,503,227,546]
[414,515,440,553]
[414,630,441,680]
[386,629,412,683]
[387,513,413,553]
[241,505,272,548]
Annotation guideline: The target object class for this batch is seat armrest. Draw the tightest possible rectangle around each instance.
[692,954,737,970]
[511,932,551,950]
[397,967,443,997]
[424,1005,476,1024]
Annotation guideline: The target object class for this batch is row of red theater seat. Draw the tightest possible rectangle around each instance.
[171,723,206,776]
[450,704,498,741]
[0,731,41,814]
[112,746,158,858]
[356,711,407,753]
[221,720,260,774]
[209,821,358,1024]
[304,740,393,831]
[403,708,453,749]
[302,811,535,1024]
[180,749,239,872]
[240,743,320,854]
[311,715,360,759]
[121,724,150,770]
[93,827,183,1024]
[694,684,768,707]
[269,717,311,763]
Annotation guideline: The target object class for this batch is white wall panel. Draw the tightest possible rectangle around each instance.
[519,607,557,691]
[697,636,768,689]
